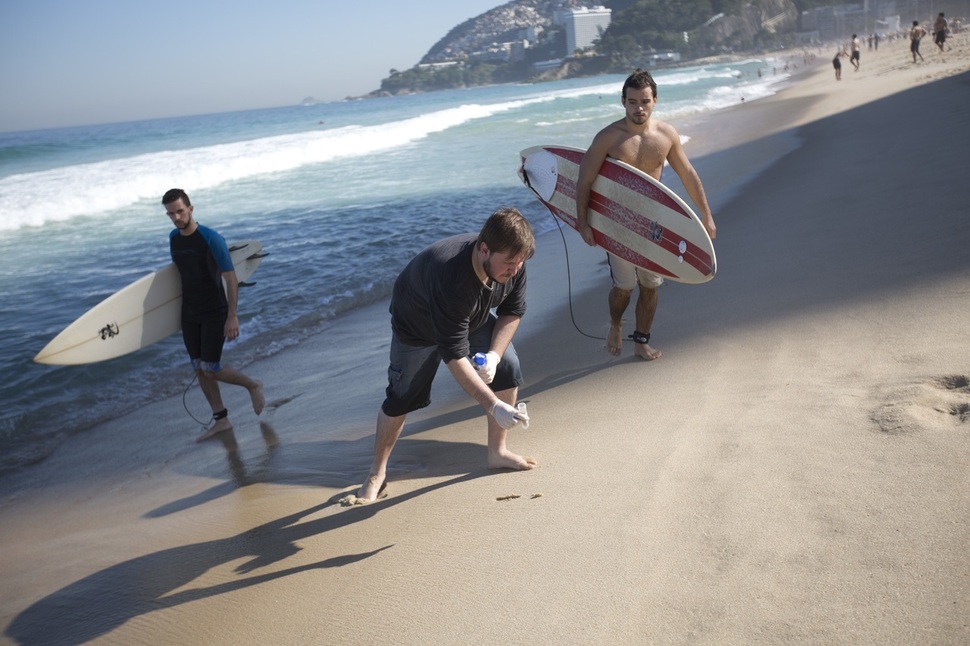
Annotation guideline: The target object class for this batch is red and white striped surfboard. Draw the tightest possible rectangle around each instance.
[519,145,716,285]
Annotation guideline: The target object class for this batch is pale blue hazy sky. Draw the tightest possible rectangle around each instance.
[0,0,504,133]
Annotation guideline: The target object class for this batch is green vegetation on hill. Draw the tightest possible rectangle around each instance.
[380,61,529,95]
[599,0,743,54]
[375,0,848,95]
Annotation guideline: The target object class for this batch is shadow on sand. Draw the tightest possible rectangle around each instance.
[5,471,485,646]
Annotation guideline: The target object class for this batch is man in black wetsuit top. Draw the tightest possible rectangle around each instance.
[163,188,264,442]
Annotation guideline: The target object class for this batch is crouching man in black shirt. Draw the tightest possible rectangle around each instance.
[353,207,535,504]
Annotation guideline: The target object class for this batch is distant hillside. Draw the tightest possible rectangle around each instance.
[372,0,808,96]
[421,0,588,64]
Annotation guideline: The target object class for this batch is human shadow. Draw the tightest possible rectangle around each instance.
[5,471,484,646]
[141,340,619,516]
[144,415,499,517]
[145,422,280,517]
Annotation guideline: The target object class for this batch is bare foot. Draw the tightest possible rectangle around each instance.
[197,417,233,442]
[606,323,623,356]
[342,473,388,506]
[633,342,662,361]
[249,381,265,415]
[488,450,538,470]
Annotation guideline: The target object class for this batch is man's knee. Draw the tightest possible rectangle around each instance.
[638,284,659,298]
[491,346,524,392]
[493,386,518,403]
[193,358,223,376]
[636,269,664,290]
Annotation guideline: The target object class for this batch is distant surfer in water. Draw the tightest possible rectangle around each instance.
[163,188,265,442]
[576,69,716,361]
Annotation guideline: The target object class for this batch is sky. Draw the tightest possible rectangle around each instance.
[0,0,506,133]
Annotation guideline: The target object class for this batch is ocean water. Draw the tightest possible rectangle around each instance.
[0,60,791,475]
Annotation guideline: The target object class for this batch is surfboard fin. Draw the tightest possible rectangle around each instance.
[246,251,269,260]
[518,162,541,200]
[239,281,257,288]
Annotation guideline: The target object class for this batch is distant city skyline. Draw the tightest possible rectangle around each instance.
[0,0,504,132]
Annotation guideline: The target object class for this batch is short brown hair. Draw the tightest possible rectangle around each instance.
[622,69,658,100]
[162,188,191,207]
[478,207,535,260]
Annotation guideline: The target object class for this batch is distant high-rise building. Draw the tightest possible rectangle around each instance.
[565,6,612,55]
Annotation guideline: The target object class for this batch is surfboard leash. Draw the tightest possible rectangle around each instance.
[181,373,213,427]
[523,156,607,343]
[549,213,606,342]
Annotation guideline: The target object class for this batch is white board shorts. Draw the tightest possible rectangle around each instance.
[607,251,664,290]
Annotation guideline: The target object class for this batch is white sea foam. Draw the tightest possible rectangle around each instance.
[0,100,532,231]
[0,63,788,232]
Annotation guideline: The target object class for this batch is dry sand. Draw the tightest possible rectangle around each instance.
[2,34,969,645]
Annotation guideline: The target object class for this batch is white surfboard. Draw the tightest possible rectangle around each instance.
[34,241,267,365]
[519,145,716,284]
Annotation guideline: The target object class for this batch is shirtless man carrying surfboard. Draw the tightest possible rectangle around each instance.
[576,69,716,360]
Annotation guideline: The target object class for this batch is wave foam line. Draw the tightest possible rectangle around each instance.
[0,65,762,232]
[0,100,534,231]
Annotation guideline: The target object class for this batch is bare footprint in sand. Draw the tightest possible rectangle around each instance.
[872,375,970,434]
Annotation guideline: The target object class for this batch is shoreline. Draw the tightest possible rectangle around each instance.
[3,32,969,644]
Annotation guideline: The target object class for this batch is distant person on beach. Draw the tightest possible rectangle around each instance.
[350,207,535,504]
[575,69,716,361]
[934,13,949,51]
[911,21,927,62]
[832,49,848,80]
[162,188,264,442]
[850,34,861,70]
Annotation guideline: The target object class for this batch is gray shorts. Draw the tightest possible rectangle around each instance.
[607,252,664,290]
[381,315,524,417]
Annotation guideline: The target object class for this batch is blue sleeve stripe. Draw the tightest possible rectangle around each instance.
[197,225,234,272]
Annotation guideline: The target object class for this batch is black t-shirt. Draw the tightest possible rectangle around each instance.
[389,234,527,362]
